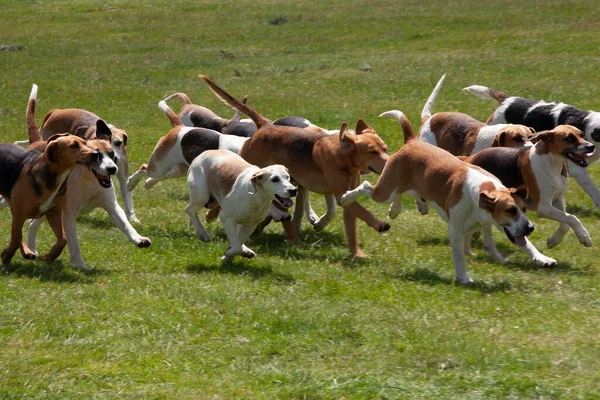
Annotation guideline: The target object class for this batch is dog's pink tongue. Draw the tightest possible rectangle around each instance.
[515,236,527,247]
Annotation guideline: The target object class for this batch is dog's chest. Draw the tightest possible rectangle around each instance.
[39,171,70,214]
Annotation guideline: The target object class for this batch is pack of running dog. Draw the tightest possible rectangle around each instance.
[0,74,596,284]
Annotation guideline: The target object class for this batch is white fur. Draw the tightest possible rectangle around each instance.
[185,151,296,262]
[39,171,70,214]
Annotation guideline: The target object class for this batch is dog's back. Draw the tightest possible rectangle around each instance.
[464,147,527,190]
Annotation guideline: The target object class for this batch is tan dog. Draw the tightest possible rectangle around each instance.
[341,112,534,284]
[0,134,99,264]
[19,85,137,223]
[464,125,595,256]
[201,75,390,257]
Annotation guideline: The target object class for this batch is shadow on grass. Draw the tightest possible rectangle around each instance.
[186,260,296,284]
[501,258,594,275]
[385,267,512,294]
[0,260,108,283]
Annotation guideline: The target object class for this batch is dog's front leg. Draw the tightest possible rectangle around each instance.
[292,186,307,234]
[25,218,44,257]
[117,166,139,223]
[104,194,151,248]
[569,163,600,207]
[221,219,244,263]
[63,210,88,270]
[538,199,592,248]
[449,226,473,284]
[236,224,257,259]
[42,212,67,262]
[481,226,503,262]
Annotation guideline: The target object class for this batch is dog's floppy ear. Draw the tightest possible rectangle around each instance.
[95,119,113,142]
[491,131,507,147]
[509,185,529,200]
[44,134,69,163]
[478,190,498,212]
[248,170,265,195]
[528,130,552,143]
[355,119,369,135]
[339,122,355,149]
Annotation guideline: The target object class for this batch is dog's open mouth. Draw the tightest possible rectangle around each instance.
[275,194,294,208]
[564,150,594,167]
[93,170,112,188]
[504,228,527,247]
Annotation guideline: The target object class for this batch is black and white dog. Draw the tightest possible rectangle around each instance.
[464,85,600,207]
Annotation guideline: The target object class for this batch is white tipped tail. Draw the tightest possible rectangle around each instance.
[421,74,446,123]
[29,84,38,101]
[379,110,405,121]
[463,85,493,99]
[158,100,182,128]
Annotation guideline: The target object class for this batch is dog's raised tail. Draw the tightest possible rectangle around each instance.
[158,100,183,128]
[26,84,42,144]
[200,75,270,128]
[463,85,509,104]
[421,74,446,123]
[164,92,192,105]
[380,110,416,144]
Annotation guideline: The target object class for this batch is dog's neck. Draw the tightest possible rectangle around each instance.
[531,142,565,173]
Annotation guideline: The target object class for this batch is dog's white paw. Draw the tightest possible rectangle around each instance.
[313,218,329,232]
[416,200,429,215]
[576,229,593,247]
[455,276,474,285]
[128,214,141,224]
[533,254,557,268]
[340,194,352,207]
[220,255,233,264]
[196,230,210,242]
[72,261,90,271]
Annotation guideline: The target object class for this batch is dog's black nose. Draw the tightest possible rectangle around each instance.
[525,223,535,236]
[108,166,117,175]
[288,188,298,197]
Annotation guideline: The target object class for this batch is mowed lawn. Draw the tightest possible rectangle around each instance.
[1,0,600,398]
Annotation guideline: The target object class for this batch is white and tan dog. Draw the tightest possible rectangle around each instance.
[21,84,151,270]
[464,125,595,255]
[417,75,533,156]
[341,112,534,284]
[185,149,297,263]
[16,85,137,223]
[127,101,248,192]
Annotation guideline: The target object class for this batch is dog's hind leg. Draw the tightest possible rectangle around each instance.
[44,212,67,262]
[186,173,211,242]
[0,197,9,210]
[126,163,148,191]
[144,163,188,189]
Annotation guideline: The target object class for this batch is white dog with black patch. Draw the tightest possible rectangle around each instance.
[464,84,600,207]
[185,149,297,263]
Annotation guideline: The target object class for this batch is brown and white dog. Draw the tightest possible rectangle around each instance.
[341,112,534,284]
[16,85,137,223]
[416,75,533,156]
[164,92,257,137]
[0,133,99,265]
[464,125,595,260]
[464,83,600,208]
[200,75,391,257]
[186,149,297,263]
[17,84,151,270]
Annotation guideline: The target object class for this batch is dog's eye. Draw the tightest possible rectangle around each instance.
[70,142,80,149]
[507,206,517,215]
[114,141,122,147]
[513,137,523,142]
[108,151,115,159]
[566,135,577,142]
[271,176,280,183]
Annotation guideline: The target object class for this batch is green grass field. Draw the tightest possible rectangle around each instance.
[1,0,600,398]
